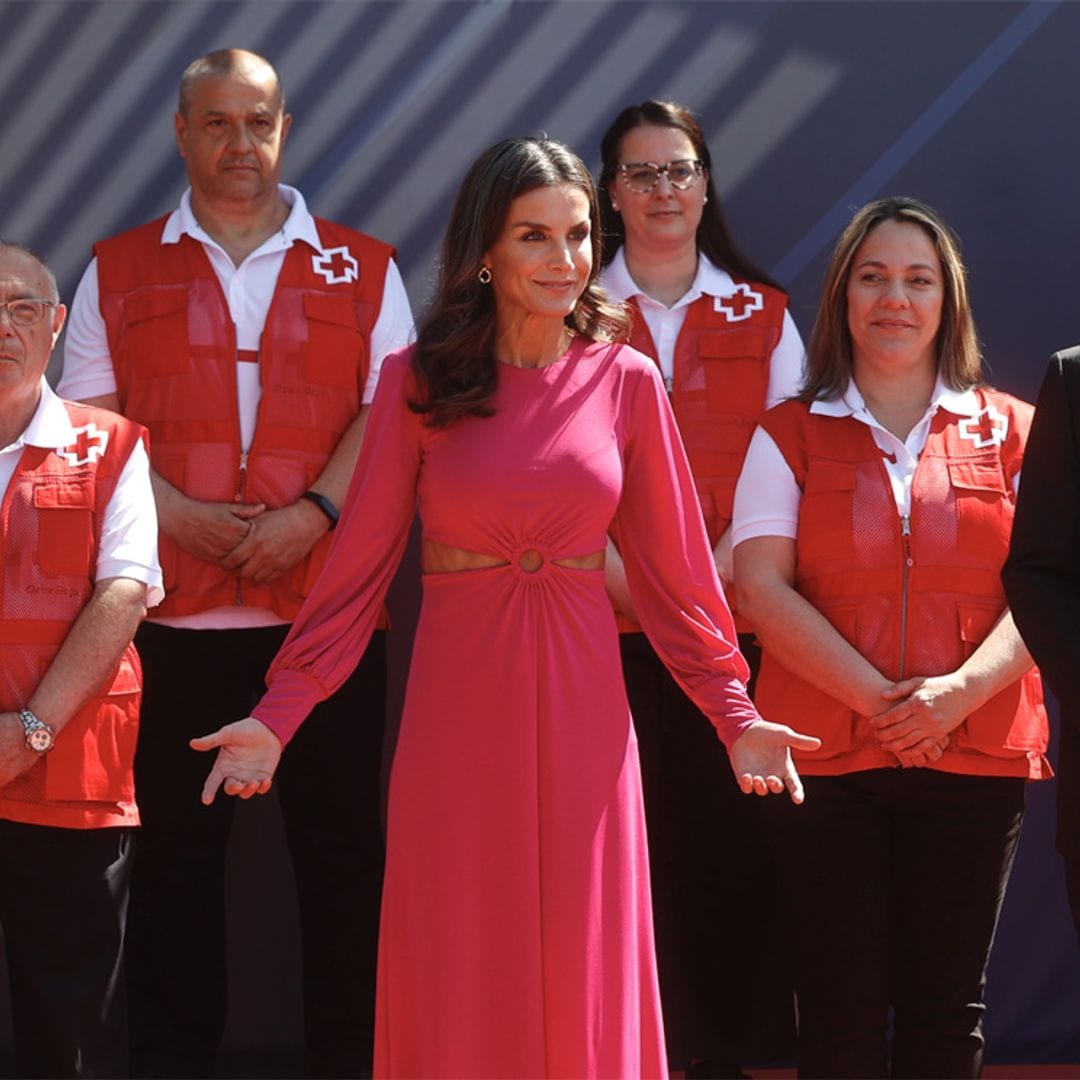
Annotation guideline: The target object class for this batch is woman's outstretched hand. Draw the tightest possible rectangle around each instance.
[728,720,822,804]
[190,717,283,805]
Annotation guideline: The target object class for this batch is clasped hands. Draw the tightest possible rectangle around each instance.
[169,496,329,585]
[867,672,971,767]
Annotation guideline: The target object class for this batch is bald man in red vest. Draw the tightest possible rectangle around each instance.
[60,49,413,1078]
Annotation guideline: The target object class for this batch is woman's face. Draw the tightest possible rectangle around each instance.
[482,182,592,324]
[608,124,706,256]
[846,219,944,378]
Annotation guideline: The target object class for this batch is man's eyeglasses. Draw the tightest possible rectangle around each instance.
[0,299,56,327]
[615,159,703,194]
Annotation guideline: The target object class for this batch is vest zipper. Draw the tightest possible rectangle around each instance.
[898,514,913,678]
[235,450,249,605]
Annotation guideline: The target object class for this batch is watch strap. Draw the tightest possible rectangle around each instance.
[18,708,55,753]
[300,490,339,530]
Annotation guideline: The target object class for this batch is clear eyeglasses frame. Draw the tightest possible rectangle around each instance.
[615,159,703,194]
[0,299,56,327]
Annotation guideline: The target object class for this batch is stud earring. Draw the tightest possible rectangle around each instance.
[478,266,492,284]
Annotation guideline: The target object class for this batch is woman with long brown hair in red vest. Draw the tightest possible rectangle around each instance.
[734,196,1049,1077]
[598,100,804,1077]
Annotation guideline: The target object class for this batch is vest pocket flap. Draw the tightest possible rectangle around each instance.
[43,690,139,803]
[34,482,95,575]
[947,458,1008,495]
[303,294,366,390]
[699,329,766,360]
[953,666,1046,756]
[303,291,359,330]
[957,601,1003,646]
[33,480,94,509]
[803,459,857,494]
[122,285,189,326]
[104,656,142,695]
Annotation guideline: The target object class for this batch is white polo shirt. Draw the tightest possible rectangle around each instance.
[600,247,805,406]
[0,378,163,605]
[732,378,1019,547]
[60,184,414,629]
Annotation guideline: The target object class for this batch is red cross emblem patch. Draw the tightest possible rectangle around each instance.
[58,423,109,466]
[312,246,359,285]
[959,406,1008,448]
[714,283,764,323]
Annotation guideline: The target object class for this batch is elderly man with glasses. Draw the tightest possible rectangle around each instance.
[59,47,413,1079]
[0,242,162,1077]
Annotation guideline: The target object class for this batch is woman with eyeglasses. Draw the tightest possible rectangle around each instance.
[734,196,1049,1077]
[189,136,818,1079]
[598,99,804,1076]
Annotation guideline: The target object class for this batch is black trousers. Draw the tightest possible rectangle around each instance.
[126,623,387,1078]
[0,820,133,1078]
[1057,721,1080,942]
[764,768,1026,1079]
[619,632,794,1068]
[1064,856,1080,943]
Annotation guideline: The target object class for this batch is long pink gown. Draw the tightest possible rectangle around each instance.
[253,338,757,1079]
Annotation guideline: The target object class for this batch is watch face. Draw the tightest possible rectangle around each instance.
[27,728,53,752]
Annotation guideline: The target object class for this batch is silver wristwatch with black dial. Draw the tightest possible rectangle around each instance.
[18,708,55,753]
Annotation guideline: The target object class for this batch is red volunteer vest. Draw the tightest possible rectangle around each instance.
[95,217,393,619]
[618,284,786,632]
[0,403,146,828]
[756,392,1049,778]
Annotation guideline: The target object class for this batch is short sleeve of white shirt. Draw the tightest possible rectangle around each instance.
[766,311,806,408]
[731,380,1020,550]
[364,257,414,403]
[732,426,801,547]
[0,382,163,606]
[97,437,164,607]
[58,257,113,399]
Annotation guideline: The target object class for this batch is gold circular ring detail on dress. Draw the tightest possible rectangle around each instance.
[518,549,543,574]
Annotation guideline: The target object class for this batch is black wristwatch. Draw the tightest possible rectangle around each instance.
[19,708,55,753]
[300,490,339,530]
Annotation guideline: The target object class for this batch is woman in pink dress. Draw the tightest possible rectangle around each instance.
[191,138,818,1079]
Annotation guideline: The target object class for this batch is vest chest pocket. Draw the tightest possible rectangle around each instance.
[120,285,190,379]
[946,457,1009,498]
[798,460,858,567]
[33,480,95,577]
[698,330,769,416]
[302,292,367,392]
[946,455,1012,553]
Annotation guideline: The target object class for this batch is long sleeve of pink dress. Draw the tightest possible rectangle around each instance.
[252,340,757,1079]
